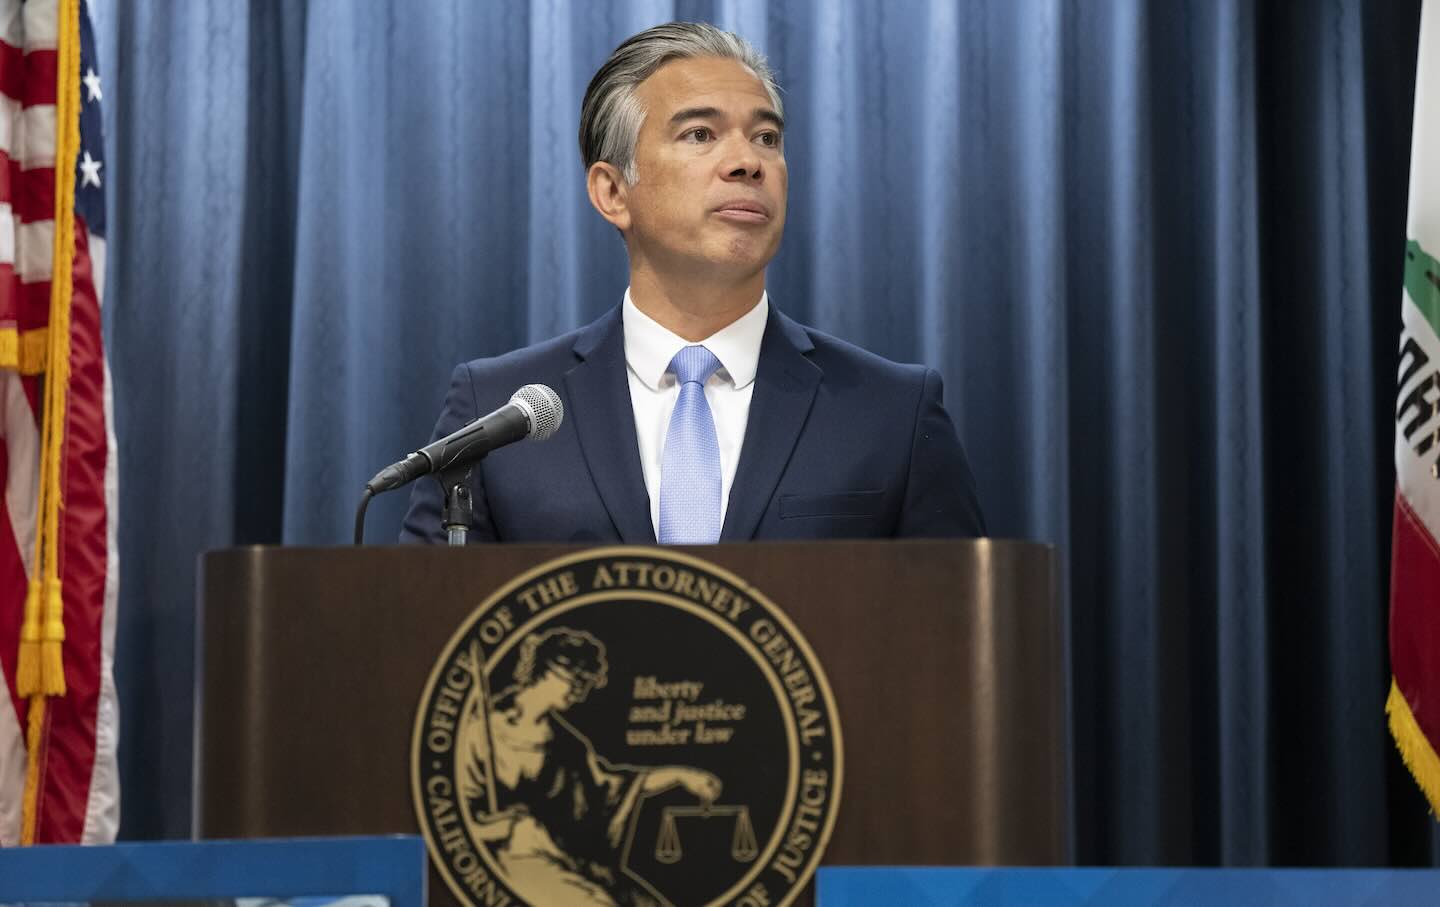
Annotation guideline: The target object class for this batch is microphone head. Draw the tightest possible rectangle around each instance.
[510,384,564,440]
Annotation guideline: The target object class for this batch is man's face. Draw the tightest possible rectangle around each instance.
[621,56,787,281]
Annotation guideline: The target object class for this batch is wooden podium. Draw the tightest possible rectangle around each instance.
[194,540,1069,897]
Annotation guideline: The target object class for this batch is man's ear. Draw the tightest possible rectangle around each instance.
[587,161,632,233]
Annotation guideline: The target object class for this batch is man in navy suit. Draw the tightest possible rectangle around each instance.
[402,22,984,545]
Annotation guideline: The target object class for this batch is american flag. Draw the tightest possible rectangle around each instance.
[0,0,118,845]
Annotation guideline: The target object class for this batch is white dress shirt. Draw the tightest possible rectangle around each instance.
[623,289,768,536]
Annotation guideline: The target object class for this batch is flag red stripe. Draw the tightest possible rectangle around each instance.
[20,49,58,109]
[17,278,56,333]
[1391,488,1440,747]
[0,40,20,102]
[15,163,57,224]
[32,220,105,842]
[0,47,58,110]
[0,262,16,329]
[0,155,60,223]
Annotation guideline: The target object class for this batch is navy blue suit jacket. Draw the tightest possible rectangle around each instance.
[400,305,985,543]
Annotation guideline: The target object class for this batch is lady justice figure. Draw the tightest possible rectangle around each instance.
[459,627,722,907]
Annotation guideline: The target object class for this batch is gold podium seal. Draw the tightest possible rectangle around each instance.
[412,548,842,907]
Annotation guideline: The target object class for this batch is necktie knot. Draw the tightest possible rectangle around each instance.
[669,345,722,387]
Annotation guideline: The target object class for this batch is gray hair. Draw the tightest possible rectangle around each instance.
[579,22,783,184]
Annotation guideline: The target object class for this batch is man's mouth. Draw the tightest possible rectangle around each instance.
[713,201,770,223]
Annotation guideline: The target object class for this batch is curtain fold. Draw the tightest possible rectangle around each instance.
[92,0,1427,862]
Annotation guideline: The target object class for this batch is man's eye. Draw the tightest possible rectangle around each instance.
[685,127,713,142]
[757,131,780,147]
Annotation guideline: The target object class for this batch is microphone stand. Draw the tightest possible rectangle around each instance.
[352,461,478,546]
[437,462,476,547]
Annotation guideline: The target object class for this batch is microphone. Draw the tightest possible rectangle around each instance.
[366,383,563,494]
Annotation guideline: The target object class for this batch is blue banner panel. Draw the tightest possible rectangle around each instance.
[817,867,1440,907]
[0,836,425,907]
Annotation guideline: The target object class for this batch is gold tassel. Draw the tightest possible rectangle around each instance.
[15,579,43,696]
[1387,678,1440,817]
[39,576,65,695]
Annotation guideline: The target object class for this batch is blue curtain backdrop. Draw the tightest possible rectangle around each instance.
[87,0,1430,863]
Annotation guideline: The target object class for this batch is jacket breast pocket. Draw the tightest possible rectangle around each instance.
[777,490,886,519]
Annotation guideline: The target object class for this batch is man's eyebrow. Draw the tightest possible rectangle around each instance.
[668,106,722,126]
[667,106,786,131]
[753,108,785,131]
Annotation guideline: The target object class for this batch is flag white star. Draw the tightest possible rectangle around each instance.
[80,150,101,188]
[83,67,102,103]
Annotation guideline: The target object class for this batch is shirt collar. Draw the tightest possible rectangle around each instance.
[622,289,768,391]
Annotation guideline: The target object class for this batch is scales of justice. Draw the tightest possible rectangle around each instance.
[654,804,759,864]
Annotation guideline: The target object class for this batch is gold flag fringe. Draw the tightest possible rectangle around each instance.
[0,327,51,374]
[1387,678,1440,817]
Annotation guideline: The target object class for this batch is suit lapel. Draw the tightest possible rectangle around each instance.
[721,310,820,541]
[564,308,656,544]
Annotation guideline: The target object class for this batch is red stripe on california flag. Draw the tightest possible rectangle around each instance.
[31,220,107,842]
[1391,488,1440,746]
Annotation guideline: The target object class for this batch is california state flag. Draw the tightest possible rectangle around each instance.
[1389,0,1440,816]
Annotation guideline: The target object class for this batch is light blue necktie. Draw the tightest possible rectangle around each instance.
[658,345,723,544]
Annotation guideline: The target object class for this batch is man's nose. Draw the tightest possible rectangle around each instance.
[720,135,763,181]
